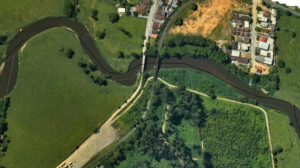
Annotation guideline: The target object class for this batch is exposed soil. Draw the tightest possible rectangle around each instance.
[162,104,169,134]
[20,42,27,52]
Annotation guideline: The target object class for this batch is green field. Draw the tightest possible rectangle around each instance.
[267,109,300,168]
[0,0,64,59]
[77,0,147,72]
[275,15,300,108]
[0,28,137,168]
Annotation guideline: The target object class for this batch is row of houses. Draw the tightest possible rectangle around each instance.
[228,13,253,66]
[118,0,152,14]
[255,35,274,66]
[257,9,277,33]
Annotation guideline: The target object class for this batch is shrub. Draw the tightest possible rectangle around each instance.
[64,49,75,59]
[191,3,198,11]
[292,32,296,38]
[249,18,253,24]
[125,10,131,16]
[96,31,106,39]
[133,12,138,17]
[91,9,98,21]
[277,60,285,68]
[285,67,291,73]
[285,10,292,16]
[262,2,266,5]
[256,6,262,11]
[116,50,124,58]
[272,145,283,156]
[108,13,119,23]
[174,17,183,26]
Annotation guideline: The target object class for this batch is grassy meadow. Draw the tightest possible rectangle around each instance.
[0,28,137,168]
[275,15,300,108]
[77,0,147,72]
[0,0,64,59]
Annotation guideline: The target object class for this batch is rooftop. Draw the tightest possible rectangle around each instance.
[136,5,146,14]
[237,57,249,64]
[141,0,151,5]
[259,36,267,42]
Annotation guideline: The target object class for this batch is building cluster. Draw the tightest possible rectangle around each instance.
[228,13,252,66]
[257,9,277,34]
[255,34,275,67]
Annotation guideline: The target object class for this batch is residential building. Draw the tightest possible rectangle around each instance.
[263,11,271,17]
[244,21,249,28]
[258,42,270,50]
[243,38,251,44]
[130,7,137,13]
[136,5,146,14]
[257,14,268,22]
[152,29,159,34]
[265,29,271,35]
[231,41,238,49]
[231,57,237,61]
[153,22,161,30]
[158,5,163,10]
[155,14,165,20]
[118,8,126,13]
[151,34,158,39]
[272,9,277,17]
[257,69,262,74]
[237,57,249,65]
[232,13,241,21]
[231,50,241,57]
[156,9,164,15]
[232,22,237,27]
[259,36,267,42]
[141,0,151,5]
[267,37,274,45]
[260,22,269,28]
[256,55,273,65]
[241,44,249,51]
[260,50,268,56]
[241,16,249,21]
[172,0,181,7]
[224,49,231,55]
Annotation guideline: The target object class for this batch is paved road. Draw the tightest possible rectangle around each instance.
[251,0,258,69]
[261,0,300,16]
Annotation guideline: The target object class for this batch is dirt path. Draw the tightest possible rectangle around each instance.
[162,104,169,134]
[156,77,275,168]
[0,62,5,74]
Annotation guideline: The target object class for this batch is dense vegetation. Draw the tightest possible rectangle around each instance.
[0,98,11,159]
[63,0,80,18]
[96,79,270,168]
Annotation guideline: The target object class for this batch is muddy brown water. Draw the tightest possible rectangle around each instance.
[0,17,299,139]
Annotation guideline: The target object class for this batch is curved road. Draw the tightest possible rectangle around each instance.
[261,0,300,16]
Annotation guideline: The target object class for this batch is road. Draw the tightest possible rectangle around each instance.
[141,0,159,72]
[261,0,300,16]
[251,0,258,70]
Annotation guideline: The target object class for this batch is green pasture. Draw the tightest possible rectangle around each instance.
[0,0,64,59]
[275,15,300,108]
[77,0,147,72]
[0,28,136,168]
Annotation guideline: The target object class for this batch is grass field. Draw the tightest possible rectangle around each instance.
[274,15,300,108]
[0,0,64,59]
[77,0,147,72]
[0,28,137,168]
[266,108,300,168]
[208,12,231,41]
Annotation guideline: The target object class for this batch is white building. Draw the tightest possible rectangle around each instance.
[257,14,268,22]
[118,8,126,13]
[231,50,241,57]
[241,44,249,51]
[260,22,269,28]
[272,9,277,17]
[244,21,250,28]
[232,22,237,27]
[259,42,270,50]
[260,50,268,56]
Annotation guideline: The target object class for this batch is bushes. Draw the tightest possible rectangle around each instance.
[108,13,119,23]
[64,0,79,18]
[133,12,138,17]
[278,60,285,68]
[272,145,283,156]
[115,50,124,58]
[191,3,198,11]
[64,49,74,59]
[256,6,262,11]
[96,30,106,39]
[174,17,183,26]
[0,35,7,46]
[91,9,98,21]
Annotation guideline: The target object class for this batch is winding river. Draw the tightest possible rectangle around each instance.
[0,17,299,139]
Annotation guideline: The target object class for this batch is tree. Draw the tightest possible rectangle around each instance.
[256,6,262,11]
[273,46,278,53]
[276,27,280,31]
[96,31,106,39]
[191,3,198,11]
[262,1,266,5]
[84,68,90,74]
[174,17,183,26]
[267,4,271,8]
[133,12,138,17]
[285,67,291,73]
[64,49,74,58]
[256,27,261,32]
[125,10,131,16]
[91,9,98,21]
[292,32,296,38]
[277,60,285,68]
[116,50,124,58]
[145,49,157,57]
[108,13,119,23]
[273,145,283,156]
[249,18,253,24]
[0,35,7,45]
[285,10,292,16]
[64,2,78,18]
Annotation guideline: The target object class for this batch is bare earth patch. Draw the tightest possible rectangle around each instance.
[168,0,232,37]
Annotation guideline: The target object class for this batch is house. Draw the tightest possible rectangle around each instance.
[264,57,273,65]
[232,22,237,27]
[244,21,249,28]
[258,42,270,50]
[231,41,238,49]
[231,57,237,61]
[241,44,249,51]
[158,5,163,10]
[257,14,268,22]
[265,29,271,35]
[118,8,126,13]
[156,10,164,15]
[152,29,158,34]
[172,0,181,7]
[260,22,269,28]
[130,6,137,12]
[256,55,272,65]
[271,17,277,25]
[259,36,267,42]
[136,5,146,14]
[151,34,158,39]
[260,50,268,56]
[237,57,249,65]
[153,22,161,30]
[231,50,241,57]
[155,14,165,20]
[257,69,262,74]
[237,36,243,42]
[272,9,277,17]
[224,49,231,55]
[267,37,274,45]
[232,13,241,21]
[243,38,251,44]
[165,0,173,5]
[141,0,151,5]
[244,28,251,32]
[264,11,271,17]
[241,16,249,21]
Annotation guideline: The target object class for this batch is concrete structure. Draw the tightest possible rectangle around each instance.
[118,8,126,13]
[244,21,250,28]
[258,42,270,50]
[267,37,274,45]
[231,50,241,57]
[272,9,277,17]
[260,22,269,28]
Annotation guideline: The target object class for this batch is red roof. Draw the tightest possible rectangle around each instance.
[151,34,158,39]
[153,22,161,29]
[259,36,267,42]
[257,69,262,73]
[136,5,146,14]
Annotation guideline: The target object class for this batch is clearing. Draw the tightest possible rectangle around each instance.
[0,28,136,168]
